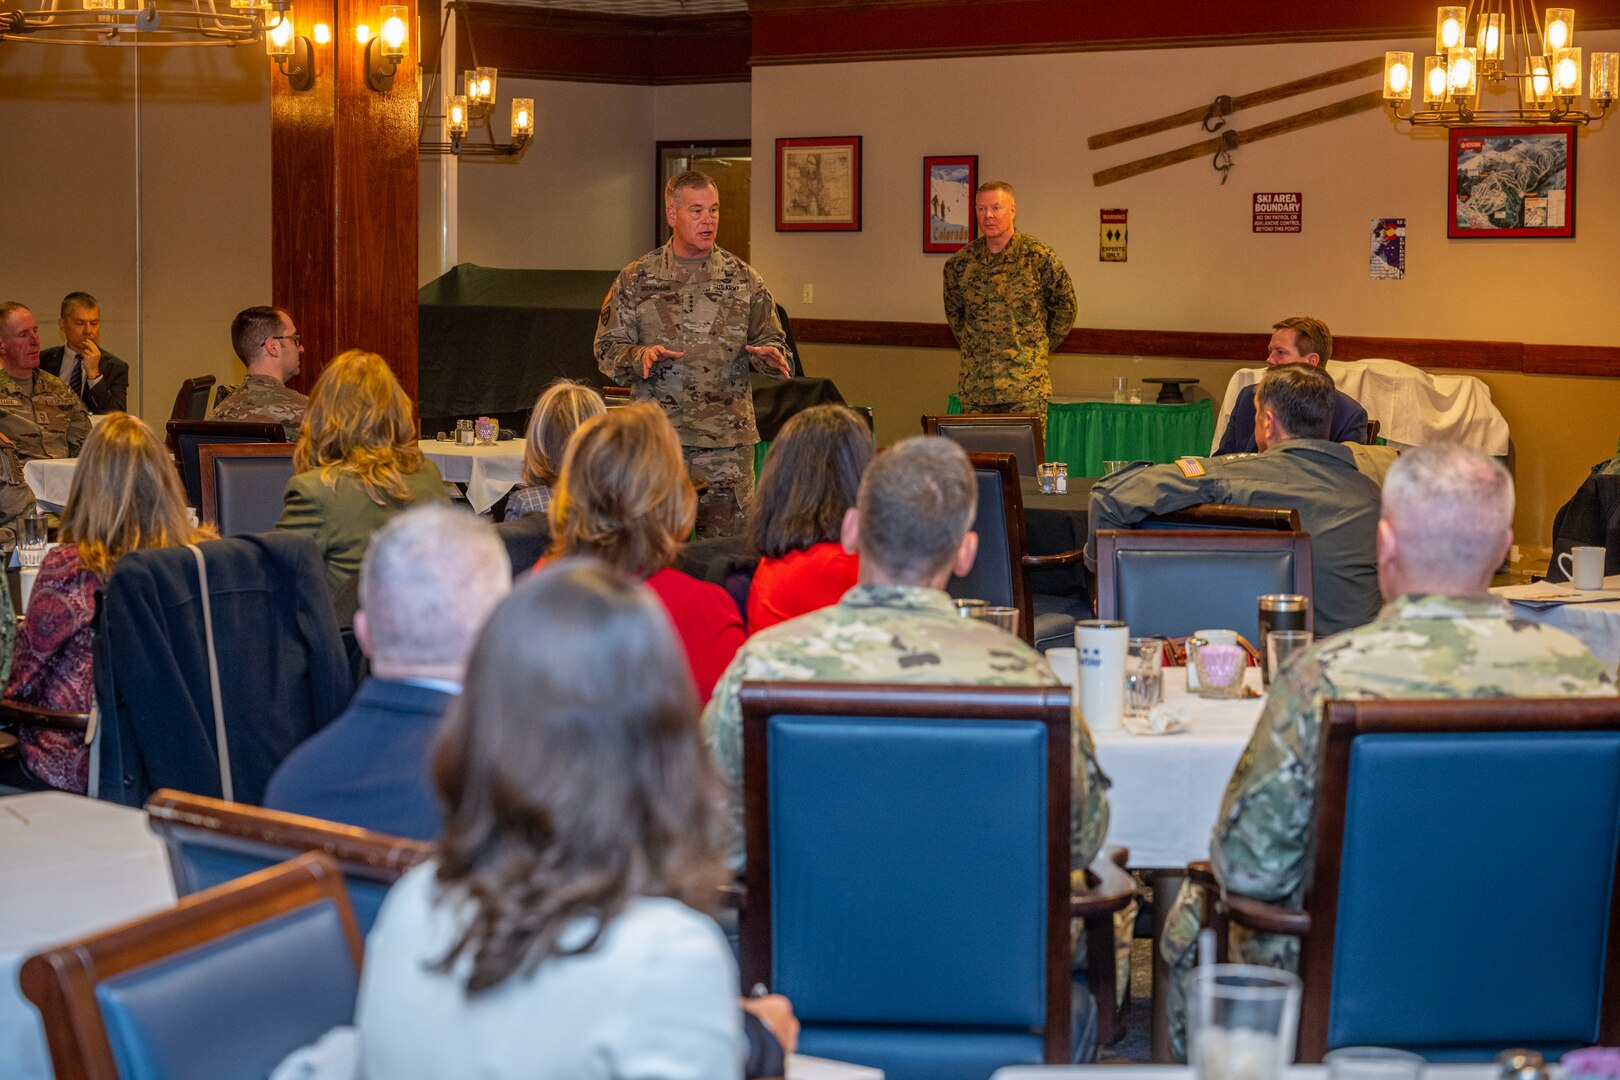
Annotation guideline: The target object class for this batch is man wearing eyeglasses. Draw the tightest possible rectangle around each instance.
[214,306,309,440]
[0,301,91,461]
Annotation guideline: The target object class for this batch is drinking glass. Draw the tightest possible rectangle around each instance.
[1124,636,1165,716]
[978,606,1020,636]
[19,511,48,568]
[1187,964,1301,1080]
[1266,630,1314,683]
[953,598,988,619]
[1112,376,1127,403]
[1103,459,1129,475]
[1324,1047,1425,1080]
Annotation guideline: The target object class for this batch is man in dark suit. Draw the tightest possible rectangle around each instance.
[39,291,130,413]
[1213,315,1367,455]
[264,504,512,839]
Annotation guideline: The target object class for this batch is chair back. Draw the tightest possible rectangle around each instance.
[146,789,432,936]
[1295,697,1620,1060]
[168,375,217,424]
[166,420,288,509]
[1095,528,1312,644]
[20,852,362,1080]
[1364,419,1381,444]
[948,453,1033,643]
[740,682,1076,1079]
[199,443,297,534]
[924,414,1045,477]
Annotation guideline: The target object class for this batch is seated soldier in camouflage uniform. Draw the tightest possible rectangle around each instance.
[0,302,91,463]
[0,303,46,525]
[595,170,792,540]
[1160,442,1617,1058]
[942,181,1077,421]
[213,306,309,441]
[702,435,1109,878]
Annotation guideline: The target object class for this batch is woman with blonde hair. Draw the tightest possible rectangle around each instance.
[6,413,212,791]
[548,403,743,700]
[277,349,447,592]
[506,379,605,520]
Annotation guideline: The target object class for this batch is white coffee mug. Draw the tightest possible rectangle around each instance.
[1558,545,1607,591]
[1075,620,1128,734]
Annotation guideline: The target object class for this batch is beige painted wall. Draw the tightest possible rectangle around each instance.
[0,44,271,426]
[421,77,752,282]
[754,35,1620,548]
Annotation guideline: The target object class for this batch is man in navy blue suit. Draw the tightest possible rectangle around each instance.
[1214,315,1367,455]
[265,505,511,839]
[39,291,130,414]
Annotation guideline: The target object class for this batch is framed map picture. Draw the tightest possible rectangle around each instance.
[923,155,977,252]
[1449,126,1575,238]
[776,136,862,232]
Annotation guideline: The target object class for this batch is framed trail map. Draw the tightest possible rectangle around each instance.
[776,136,862,232]
[1449,126,1575,238]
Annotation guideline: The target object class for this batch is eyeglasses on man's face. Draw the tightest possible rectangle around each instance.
[270,333,302,347]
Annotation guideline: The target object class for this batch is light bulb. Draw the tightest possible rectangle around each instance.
[312,21,329,43]
[381,14,405,48]
[269,16,293,48]
[1556,56,1578,88]
[1441,16,1462,48]
[354,22,370,42]
[1451,55,1474,86]
[1483,24,1499,54]
[1389,61,1410,93]
[1548,18,1569,49]
[1428,63,1449,97]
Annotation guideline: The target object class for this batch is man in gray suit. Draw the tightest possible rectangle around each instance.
[39,291,129,414]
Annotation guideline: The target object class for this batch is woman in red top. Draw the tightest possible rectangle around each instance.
[545,403,742,701]
[746,405,874,632]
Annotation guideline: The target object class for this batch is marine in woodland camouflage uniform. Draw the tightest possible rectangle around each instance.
[943,182,1076,418]
[213,374,308,441]
[1160,442,1619,1059]
[595,172,792,539]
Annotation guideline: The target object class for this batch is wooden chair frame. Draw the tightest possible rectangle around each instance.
[1094,528,1313,631]
[924,413,1046,477]
[145,789,432,896]
[1193,697,1620,1061]
[738,681,1135,1053]
[19,852,362,1080]
[167,374,217,428]
[1145,504,1300,531]
[1363,419,1381,445]
[197,442,297,529]
[968,452,1086,646]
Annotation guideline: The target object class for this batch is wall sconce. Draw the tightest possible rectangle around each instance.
[1594,52,1619,106]
[366,3,408,92]
[265,7,314,92]
[464,65,496,117]
[1553,46,1582,99]
[1423,55,1449,106]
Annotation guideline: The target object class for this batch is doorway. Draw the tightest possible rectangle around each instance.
[657,140,751,263]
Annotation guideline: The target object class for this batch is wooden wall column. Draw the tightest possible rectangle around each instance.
[270,0,419,400]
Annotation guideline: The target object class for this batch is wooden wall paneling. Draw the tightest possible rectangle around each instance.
[789,318,1620,377]
[270,0,338,397]
[336,0,419,398]
[464,5,750,84]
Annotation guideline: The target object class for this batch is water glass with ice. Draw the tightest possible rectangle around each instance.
[1187,963,1301,1080]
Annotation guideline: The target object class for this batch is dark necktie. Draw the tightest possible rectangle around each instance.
[69,354,84,399]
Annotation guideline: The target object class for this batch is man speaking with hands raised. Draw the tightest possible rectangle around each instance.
[596,169,793,539]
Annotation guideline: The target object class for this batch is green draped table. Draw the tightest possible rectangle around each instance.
[947,395,1215,477]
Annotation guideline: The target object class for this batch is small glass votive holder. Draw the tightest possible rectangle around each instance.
[1193,642,1247,699]
[978,605,1020,636]
[953,598,988,619]
[1103,459,1129,476]
[1324,1046,1426,1080]
[1127,387,1143,405]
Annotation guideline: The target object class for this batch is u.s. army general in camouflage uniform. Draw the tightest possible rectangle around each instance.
[595,172,791,540]
[943,182,1076,419]
[0,302,89,468]
[1162,442,1618,1057]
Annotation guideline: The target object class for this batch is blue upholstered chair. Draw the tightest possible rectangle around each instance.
[924,414,1045,477]
[1200,696,1620,1061]
[20,852,362,1080]
[737,682,1135,1080]
[1094,527,1312,646]
[952,452,1088,652]
[146,789,431,936]
[198,442,297,536]
[165,419,287,510]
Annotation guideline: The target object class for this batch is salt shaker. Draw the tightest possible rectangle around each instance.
[1055,462,1069,494]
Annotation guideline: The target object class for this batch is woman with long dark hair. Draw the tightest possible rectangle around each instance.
[355,559,741,1077]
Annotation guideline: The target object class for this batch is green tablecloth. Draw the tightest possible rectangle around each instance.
[946,395,1214,477]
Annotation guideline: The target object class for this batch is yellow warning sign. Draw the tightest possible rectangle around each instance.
[1100,209,1128,262]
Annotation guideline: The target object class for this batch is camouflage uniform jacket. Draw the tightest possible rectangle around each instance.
[1161,594,1616,1053]
[0,369,90,461]
[212,374,309,441]
[701,583,1111,874]
[594,243,791,449]
[1085,439,1383,637]
[942,231,1077,407]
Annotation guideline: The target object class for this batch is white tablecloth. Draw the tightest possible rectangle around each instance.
[419,441,525,515]
[1213,358,1510,455]
[0,792,176,1080]
[22,458,76,512]
[1091,669,1265,868]
[1493,574,1620,675]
